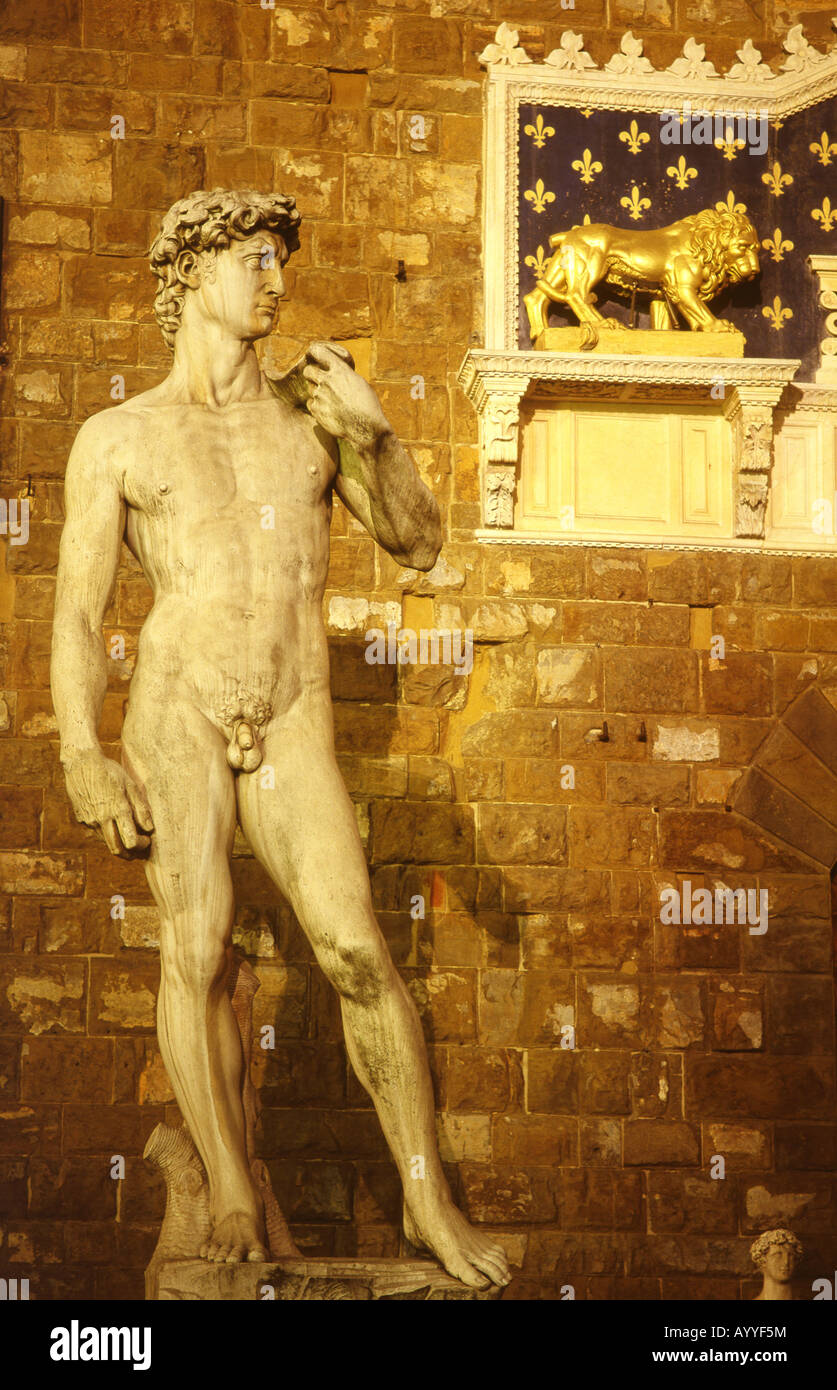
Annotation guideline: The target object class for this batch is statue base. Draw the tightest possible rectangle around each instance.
[153,1256,503,1301]
[533,326,746,357]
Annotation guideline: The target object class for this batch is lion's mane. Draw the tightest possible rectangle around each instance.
[683,208,754,300]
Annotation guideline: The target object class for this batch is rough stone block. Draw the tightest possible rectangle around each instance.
[20,132,111,204]
[686,1056,836,1120]
[648,1173,737,1234]
[624,1121,700,1166]
[478,804,566,866]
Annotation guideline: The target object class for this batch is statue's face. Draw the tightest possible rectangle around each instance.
[726,227,760,285]
[763,1244,796,1283]
[191,230,289,341]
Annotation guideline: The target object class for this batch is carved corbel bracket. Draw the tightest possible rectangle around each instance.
[458,357,530,527]
[723,383,789,539]
[809,254,837,384]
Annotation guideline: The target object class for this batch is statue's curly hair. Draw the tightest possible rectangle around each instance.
[684,208,758,301]
[749,1228,803,1271]
[149,188,302,350]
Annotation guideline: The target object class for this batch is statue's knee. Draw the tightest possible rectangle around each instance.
[161,924,229,996]
[323,940,389,1005]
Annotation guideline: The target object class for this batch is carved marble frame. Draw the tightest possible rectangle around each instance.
[468,23,837,547]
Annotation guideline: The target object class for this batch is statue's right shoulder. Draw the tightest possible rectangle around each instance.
[74,387,166,439]
[68,401,147,481]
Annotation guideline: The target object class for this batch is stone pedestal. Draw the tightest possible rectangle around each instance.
[154,1257,503,1301]
[533,326,746,357]
[458,348,800,539]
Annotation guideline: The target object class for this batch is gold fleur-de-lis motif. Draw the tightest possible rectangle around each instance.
[761,228,794,262]
[571,148,602,184]
[524,113,555,149]
[580,107,594,119]
[716,190,747,215]
[620,185,651,220]
[762,296,793,331]
[810,131,837,166]
[762,162,793,196]
[618,120,650,155]
[714,126,746,161]
[811,197,836,232]
[666,155,697,189]
[524,179,555,215]
[524,244,549,278]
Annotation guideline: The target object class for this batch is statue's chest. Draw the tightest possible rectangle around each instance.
[122,405,334,520]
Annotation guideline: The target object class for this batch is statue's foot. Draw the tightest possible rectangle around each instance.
[403,1198,511,1291]
[200,1210,268,1264]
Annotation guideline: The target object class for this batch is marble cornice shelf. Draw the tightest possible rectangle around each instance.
[458,349,804,540]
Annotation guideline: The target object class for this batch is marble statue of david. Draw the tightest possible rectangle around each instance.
[50,189,510,1291]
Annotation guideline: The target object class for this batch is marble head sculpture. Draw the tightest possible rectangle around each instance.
[50,188,510,1291]
[750,1228,803,1300]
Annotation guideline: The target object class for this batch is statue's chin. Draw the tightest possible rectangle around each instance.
[251,310,278,337]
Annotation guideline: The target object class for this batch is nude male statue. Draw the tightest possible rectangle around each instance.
[50,189,510,1291]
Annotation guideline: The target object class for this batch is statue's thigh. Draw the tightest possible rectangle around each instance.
[236,732,379,947]
[122,697,236,908]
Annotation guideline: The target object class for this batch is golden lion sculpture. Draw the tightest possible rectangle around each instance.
[524,208,760,348]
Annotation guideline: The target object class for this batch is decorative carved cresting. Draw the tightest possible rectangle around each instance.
[809,254,837,381]
[477,22,532,68]
[478,20,837,83]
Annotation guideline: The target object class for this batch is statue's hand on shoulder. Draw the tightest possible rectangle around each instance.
[302,342,390,451]
[62,750,154,857]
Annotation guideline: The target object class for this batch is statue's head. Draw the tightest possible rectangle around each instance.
[684,207,760,298]
[750,1228,802,1283]
[149,188,302,350]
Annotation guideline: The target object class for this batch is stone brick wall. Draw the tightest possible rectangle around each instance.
[1,1,835,1300]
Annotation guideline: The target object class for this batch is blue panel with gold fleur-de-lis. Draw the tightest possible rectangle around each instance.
[518,99,837,375]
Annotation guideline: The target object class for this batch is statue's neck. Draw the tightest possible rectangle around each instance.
[166,326,263,407]
[761,1277,792,1300]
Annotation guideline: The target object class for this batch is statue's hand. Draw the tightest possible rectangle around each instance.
[62,750,154,857]
[302,342,390,450]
